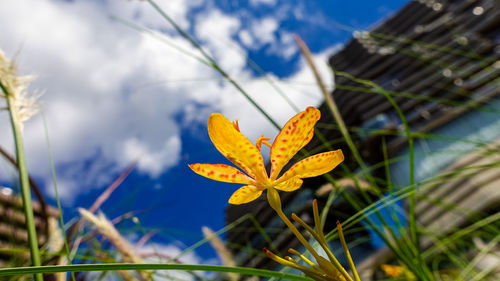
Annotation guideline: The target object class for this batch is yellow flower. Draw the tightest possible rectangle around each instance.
[381,264,415,280]
[189,107,344,205]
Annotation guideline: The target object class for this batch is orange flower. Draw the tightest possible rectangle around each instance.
[189,107,344,205]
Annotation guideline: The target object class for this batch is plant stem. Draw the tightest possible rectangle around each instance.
[267,188,353,281]
[3,90,43,281]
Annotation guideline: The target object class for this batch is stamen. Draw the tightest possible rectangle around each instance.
[232,119,240,132]
[256,135,272,150]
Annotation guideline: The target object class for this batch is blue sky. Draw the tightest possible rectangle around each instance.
[0,0,407,266]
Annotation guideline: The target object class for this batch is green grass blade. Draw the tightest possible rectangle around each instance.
[41,109,76,281]
[0,264,314,280]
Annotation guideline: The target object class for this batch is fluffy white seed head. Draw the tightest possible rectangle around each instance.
[0,50,39,128]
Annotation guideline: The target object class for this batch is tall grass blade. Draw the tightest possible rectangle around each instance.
[41,110,76,281]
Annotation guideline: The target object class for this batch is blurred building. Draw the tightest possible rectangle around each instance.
[225,0,499,279]
[0,186,60,268]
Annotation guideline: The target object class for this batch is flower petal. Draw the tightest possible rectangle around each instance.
[189,163,256,185]
[208,113,267,182]
[270,107,320,180]
[278,150,344,183]
[228,185,263,205]
[274,177,303,192]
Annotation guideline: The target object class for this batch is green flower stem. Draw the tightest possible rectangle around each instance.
[267,188,354,281]
[290,213,347,278]
[3,89,43,281]
[280,211,352,281]
[267,189,319,259]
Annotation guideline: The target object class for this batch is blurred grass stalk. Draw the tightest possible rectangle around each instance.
[78,208,151,281]
[202,226,241,281]
[0,50,43,281]
[293,34,367,174]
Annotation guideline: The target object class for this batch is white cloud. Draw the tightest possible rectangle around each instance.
[271,31,298,59]
[238,17,278,50]
[238,29,254,47]
[0,0,336,203]
[250,0,278,7]
[109,0,202,31]
[252,17,278,46]
[238,17,298,59]
[139,242,217,281]
[122,136,181,177]
[194,9,245,76]
[0,0,197,202]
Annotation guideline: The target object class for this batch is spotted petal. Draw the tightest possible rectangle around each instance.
[274,177,303,192]
[228,185,263,205]
[189,163,256,185]
[208,113,267,182]
[277,150,344,183]
[270,107,320,180]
